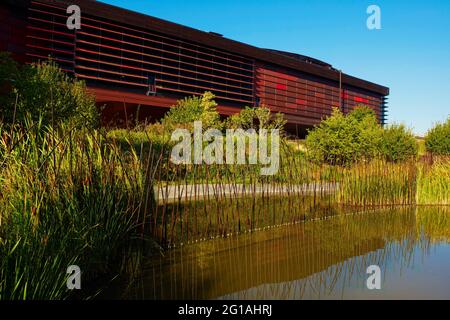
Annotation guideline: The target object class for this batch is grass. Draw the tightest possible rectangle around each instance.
[0,120,448,300]
[337,159,417,206]
[0,120,157,299]
[417,156,450,205]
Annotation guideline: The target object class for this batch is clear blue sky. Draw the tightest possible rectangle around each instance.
[101,0,450,136]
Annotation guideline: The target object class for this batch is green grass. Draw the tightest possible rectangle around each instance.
[0,120,156,300]
[337,159,417,206]
[1,120,448,300]
[417,157,450,205]
[417,138,427,157]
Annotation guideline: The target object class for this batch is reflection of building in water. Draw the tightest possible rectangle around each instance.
[121,208,434,300]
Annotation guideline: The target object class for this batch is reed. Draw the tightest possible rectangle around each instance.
[416,156,450,205]
[337,159,417,207]
[1,118,447,299]
[0,119,156,300]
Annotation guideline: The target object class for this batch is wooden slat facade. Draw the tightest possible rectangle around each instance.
[2,0,389,131]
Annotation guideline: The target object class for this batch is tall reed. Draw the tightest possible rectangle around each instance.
[337,159,417,206]
[416,156,450,205]
[0,119,156,299]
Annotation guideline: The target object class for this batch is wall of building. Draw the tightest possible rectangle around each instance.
[255,63,385,126]
[0,3,28,63]
[2,0,388,133]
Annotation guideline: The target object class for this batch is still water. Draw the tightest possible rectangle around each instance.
[116,206,450,300]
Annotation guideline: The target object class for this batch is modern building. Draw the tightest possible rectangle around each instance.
[1,0,389,136]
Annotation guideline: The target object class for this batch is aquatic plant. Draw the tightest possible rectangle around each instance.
[0,119,156,299]
[417,156,450,205]
[337,159,417,206]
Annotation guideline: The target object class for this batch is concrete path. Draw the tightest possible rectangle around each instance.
[154,182,339,204]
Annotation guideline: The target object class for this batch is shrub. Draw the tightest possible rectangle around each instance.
[162,91,222,131]
[225,106,287,132]
[348,106,384,160]
[0,54,99,129]
[305,106,382,165]
[380,124,418,162]
[425,118,450,155]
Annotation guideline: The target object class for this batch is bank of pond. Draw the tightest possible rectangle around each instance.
[0,126,448,300]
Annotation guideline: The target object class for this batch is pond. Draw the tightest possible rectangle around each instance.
[111,206,450,300]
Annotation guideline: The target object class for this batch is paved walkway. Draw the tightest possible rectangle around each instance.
[154,183,339,204]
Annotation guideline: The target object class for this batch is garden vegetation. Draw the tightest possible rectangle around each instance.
[305,106,418,165]
[425,117,450,155]
[0,57,448,300]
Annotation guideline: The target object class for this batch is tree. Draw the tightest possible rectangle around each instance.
[380,124,418,162]
[225,106,286,132]
[425,117,450,155]
[162,91,222,131]
[306,106,382,165]
[0,54,99,129]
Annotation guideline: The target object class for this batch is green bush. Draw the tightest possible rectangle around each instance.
[425,118,450,155]
[162,91,222,131]
[380,124,418,162]
[0,53,99,129]
[225,106,287,132]
[305,106,382,165]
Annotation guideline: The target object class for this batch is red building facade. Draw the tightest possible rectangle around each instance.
[1,0,389,136]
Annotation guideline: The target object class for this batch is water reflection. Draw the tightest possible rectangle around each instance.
[118,206,450,300]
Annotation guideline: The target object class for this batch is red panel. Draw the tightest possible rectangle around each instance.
[354,96,370,104]
[256,63,384,125]
[276,84,287,90]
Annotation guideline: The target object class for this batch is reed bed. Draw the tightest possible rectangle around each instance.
[416,156,450,205]
[1,120,448,299]
[113,132,445,247]
[337,159,417,206]
[0,121,156,300]
[146,141,343,246]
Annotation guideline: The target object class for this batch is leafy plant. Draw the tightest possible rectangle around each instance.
[162,91,222,131]
[305,106,382,165]
[225,106,286,132]
[425,117,450,155]
[380,124,418,162]
[0,54,99,129]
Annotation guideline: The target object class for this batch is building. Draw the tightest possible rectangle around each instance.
[1,0,389,136]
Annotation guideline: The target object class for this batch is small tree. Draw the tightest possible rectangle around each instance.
[306,106,382,165]
[162,91,222,131]
[0,54,99,129]
[225,106,286,132]
[348,105,383,159]
[425,117,450,155]
[380,124,418,162]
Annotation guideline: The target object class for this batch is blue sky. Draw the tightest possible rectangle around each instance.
[101,0,450,135]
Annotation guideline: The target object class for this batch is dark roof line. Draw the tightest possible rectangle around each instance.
[12,0,389,95]
[264,49,334,69]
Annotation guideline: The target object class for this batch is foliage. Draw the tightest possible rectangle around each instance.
[162,91,222,131]
[0,53,99,129]
[338,159,417,206]
[107,124,174,163]
[380,124,418,162]
[225,106,287,132]
[417,157,450,205]
[0,52,20,114]
[305,106,382,165]
[0,119,155,300]
[425,117,450,155]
